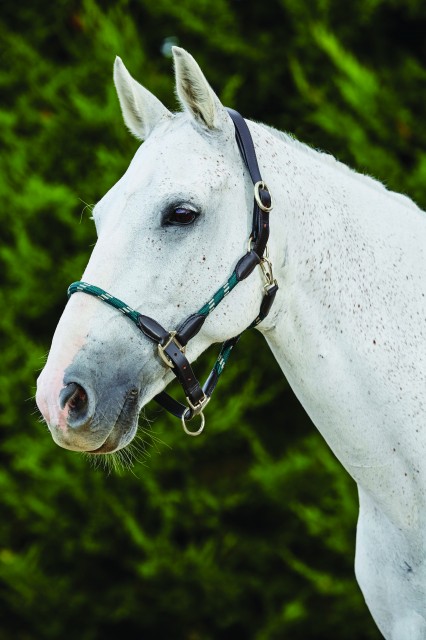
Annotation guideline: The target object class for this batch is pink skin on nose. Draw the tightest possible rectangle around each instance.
[37,355,84,432]
[37,366,73,432]
[36,295,94,431]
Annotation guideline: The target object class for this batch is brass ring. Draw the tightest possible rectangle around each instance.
[254,181,273,212]
[181,411,205,437]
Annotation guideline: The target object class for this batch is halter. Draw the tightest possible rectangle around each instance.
[68,109,278,436]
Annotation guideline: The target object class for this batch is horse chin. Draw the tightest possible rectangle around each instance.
[86,427,137,454]
[86,421,138,454]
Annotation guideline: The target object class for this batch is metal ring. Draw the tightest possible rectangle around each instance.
[254,181,273,212]
[181,411,205,437]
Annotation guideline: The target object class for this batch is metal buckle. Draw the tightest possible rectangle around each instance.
[181,395,210,437]
[157,331,186,368]
[254,181,273,212]
[259,245,277,291]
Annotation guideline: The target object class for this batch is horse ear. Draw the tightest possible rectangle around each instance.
[113,57,171,140]
[172,47,230,131]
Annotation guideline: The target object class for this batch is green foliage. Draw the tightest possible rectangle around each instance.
[1,0,425,637]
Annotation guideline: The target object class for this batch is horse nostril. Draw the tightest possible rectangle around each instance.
[60,382,88,414]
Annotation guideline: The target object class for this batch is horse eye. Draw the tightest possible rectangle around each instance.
[166,206,199,226]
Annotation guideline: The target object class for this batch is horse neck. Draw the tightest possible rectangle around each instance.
[252,120,425,415]
[253,123,371,340]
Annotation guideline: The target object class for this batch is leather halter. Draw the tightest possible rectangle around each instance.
[68,108,278,436]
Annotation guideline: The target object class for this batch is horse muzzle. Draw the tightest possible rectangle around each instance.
[36,371,141,454]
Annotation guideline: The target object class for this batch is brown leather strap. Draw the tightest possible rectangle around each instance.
[175,313,206,346]
[161,341,205,406]
[137,315,169,343]
[226,108,271,259]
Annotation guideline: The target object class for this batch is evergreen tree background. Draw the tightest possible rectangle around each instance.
[1,1,425,638]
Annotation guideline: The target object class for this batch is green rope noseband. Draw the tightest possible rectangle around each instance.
[67,272,240,391]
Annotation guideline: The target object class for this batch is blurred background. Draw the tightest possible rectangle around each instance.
[1,1,425,638]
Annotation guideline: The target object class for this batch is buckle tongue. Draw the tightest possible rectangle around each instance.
[158,331,186,368]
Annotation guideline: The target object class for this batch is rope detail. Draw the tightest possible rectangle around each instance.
[197,271,239,317]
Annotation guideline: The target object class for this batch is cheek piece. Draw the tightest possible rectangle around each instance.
[67,109,278,436]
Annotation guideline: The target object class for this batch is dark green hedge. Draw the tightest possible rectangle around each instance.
[1,1,425,637]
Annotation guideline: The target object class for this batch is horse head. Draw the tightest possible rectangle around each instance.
[36,48,274,453]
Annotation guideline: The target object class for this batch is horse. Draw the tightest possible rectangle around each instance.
[36,47,426,639]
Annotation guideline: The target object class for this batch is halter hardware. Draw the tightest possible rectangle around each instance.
[254,181,273,212]
[181,387,211,435]
[158,331,186,368]
[260,247,277,292]
[182,408,206,437]
[187,393,210,416]
[67,108,279,437]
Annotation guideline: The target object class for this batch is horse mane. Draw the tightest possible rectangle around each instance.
[259,123,421,213]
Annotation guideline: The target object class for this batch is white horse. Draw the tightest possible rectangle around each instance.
[36,47,426,639]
